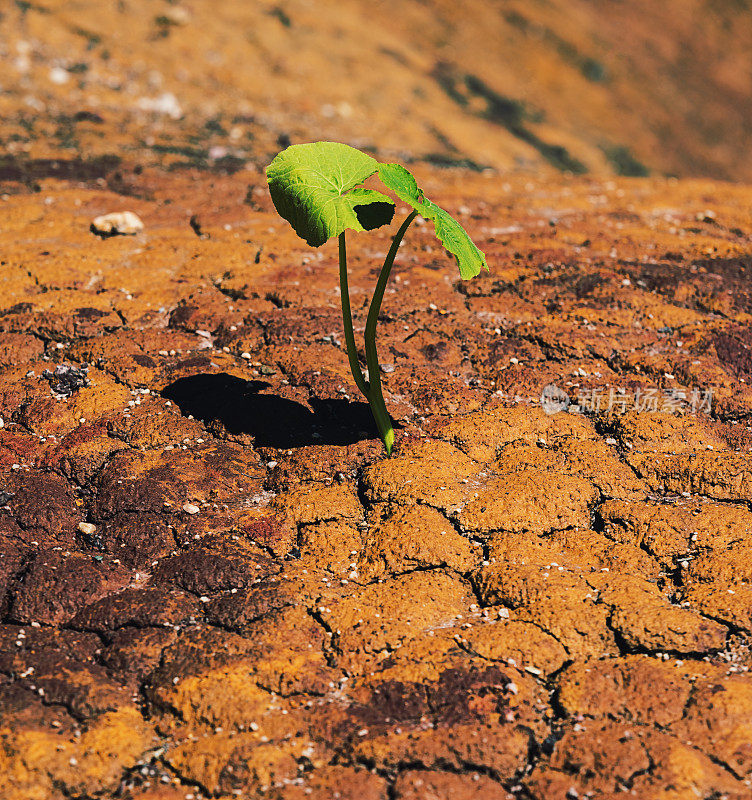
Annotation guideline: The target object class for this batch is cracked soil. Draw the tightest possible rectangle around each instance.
[2,2,752,799]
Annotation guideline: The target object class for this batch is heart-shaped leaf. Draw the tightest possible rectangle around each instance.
[377,162,488,279]
[266,142,395,246]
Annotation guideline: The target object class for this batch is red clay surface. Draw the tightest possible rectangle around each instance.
[2,2,752,799]
[1,161,752,799]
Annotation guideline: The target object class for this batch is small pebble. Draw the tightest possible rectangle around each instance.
[49,66,69,85]
[161,5,191,25]
[182,503,200,515]
[78,522,97,536]
[91,211,144,236]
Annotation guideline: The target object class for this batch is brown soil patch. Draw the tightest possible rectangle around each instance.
[3,1,752,181]
[1,157,752,799]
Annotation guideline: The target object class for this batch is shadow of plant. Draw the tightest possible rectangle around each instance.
[162,372,383,448]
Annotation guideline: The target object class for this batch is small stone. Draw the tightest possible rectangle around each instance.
[161,5,191,25]
[136,92,182,119]
[91,211,144,236]
[182,503,200,515]
[49,67,69,85]
[78,522,97,536]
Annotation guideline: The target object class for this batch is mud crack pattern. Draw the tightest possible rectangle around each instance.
[1,163,752,800]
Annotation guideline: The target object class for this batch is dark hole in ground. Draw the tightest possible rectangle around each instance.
[162,373,388,448]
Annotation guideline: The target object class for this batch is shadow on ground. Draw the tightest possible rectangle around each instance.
[162,373,383,447]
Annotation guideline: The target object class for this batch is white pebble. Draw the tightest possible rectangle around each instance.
[182,503,200,515]
[136,91,182,119]
[91,211,144,236]
[78,522,97,536]
[49,67,69,85]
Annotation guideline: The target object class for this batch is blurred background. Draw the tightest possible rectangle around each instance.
[1,0,751,181]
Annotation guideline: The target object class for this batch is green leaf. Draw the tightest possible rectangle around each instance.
[266,142,395,247]
[377,162,488,279]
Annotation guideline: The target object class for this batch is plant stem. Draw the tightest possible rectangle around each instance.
[338,212,417,456]
[338,232,368,397]
[363,210,418,455]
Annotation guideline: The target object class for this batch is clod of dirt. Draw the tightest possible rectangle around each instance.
[358,505,477,579]
[42,363,90,398]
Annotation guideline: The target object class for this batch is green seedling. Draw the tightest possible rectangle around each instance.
[266,141,487,454]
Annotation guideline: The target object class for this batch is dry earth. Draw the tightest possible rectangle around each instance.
[3,2,752,798]
[1,157,752,800]
[3,0,752,180]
